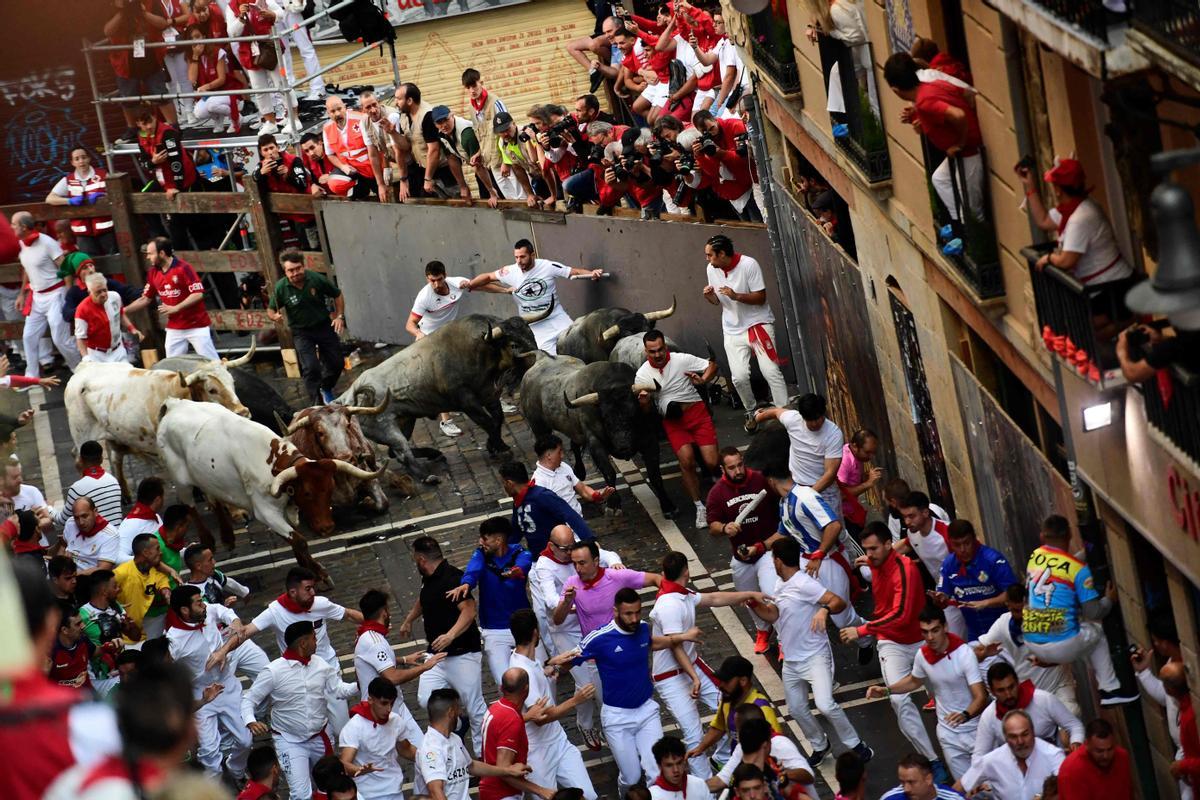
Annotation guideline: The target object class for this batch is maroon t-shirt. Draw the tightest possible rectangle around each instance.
[705,468,780,558]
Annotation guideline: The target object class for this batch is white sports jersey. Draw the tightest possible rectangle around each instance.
[417,726,472,800]
[494,258,574,348]
[411,277,470,334]
[649,590,703,674]
[354,628,396,700]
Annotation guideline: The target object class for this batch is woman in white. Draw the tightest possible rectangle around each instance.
[227,0,298,135]
[803,0,878,121]
[278,0,325,101]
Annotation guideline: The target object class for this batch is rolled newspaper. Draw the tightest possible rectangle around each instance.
[733,489,768,526]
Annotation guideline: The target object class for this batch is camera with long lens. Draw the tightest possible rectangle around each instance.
[584,141,606,166]
[699,133,719,157]
[546,119,576,149]
[675,151,695,176]
[672,177,690,206]
[734,133,749,158]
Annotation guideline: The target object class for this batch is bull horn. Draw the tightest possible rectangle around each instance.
[344,388,390,416]
[564,390,600,408]
[630,379,660,394]
[273,410,291,433]
[269,464,300,497]
[489,324,505,340]
[286,414,314,434]
[224,338,257,368]
[333,458,388,480]
[517,350,539,359]
[644,296,677,321]
[601,323,622,341]
[520,296,556,325]
[184,370,204,387]
[176,371,188,388]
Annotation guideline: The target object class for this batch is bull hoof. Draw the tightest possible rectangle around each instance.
[423,474,441,485]
[604,506,624,517]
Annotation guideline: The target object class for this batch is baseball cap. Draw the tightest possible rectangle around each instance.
[714,655,753,682]
[431,105,452,123]
[1043,158,1086,190]
[493,111,514,134]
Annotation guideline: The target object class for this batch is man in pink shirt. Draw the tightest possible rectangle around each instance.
[553,540,663,636]
[836,428,882,538]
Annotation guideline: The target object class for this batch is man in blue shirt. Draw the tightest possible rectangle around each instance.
[501,461,595,555]
[933,519,1019,642]
[879,752,965,799]
[548,586,701,795]
[447,516,534,686]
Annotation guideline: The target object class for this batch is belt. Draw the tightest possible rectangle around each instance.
[34,281,64,294]
[654,656,715,683]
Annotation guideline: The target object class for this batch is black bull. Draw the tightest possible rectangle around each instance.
[556,297,677,363]
[520,354,677,518]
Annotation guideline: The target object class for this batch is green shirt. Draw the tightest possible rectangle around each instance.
[269,270,341,330]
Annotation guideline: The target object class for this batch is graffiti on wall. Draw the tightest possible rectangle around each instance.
[0,67,87,201]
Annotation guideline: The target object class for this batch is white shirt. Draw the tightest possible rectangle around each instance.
[1048,198,1132,286]
[354,628,396,700]
[906,520,951,578]
[714,38,751,94]
[250,595,346,664]
[529,546,622,626]
[773,570,833,662]
[74,293,124,352]
[62,520,120,570]
[779,411,843,488]
[717,736,815,799]
[417,726,472,800]
[705,254,773,335]
[241,654,358,742]
[532,460,582,514]
[50,167,102,199]
[972,689,1084,761]
[494,258,574,348]
[888,502,949,541]
[1138,668,1183,758]
[650,775,713,800]
[961,738,1064,800]
[116,514,161,565]
[636,353,709,415]
[977,612,1073,695]
[911,643,983,730]
[671,36,706,79]
[56,473,125,528]
[19,232,63,291]
[508,650,571,749]
[649,590,703,674]
[188,572,251,605]
[341,706,424,799]
[165,602,239,698]
[11,483,50,547]
[411,277,470,334]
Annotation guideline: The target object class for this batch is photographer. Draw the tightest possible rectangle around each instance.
[1117,316,1200,384]
[651,122,706,217]
[564,120,629,208]
[104,0,178,139]
[254,133,321,250]
[603,128,665,219]
[527,104,580,210]
[691,109,760,222]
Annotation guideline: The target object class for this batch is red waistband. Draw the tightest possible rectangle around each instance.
[654,657,716,683]
[35,281,65,293]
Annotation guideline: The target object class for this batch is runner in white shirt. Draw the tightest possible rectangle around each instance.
[340,677,425,800]
[353,589,447,701]
[507,609,598,799]
[971,660,1084,764]
[164,586,252,781]
[885,478,951,542]
[650,552,763,779]
[532,434,611,515]
[958,711,1065,800]
[12,211,80,376]
[650,735,713,800]
[115,478,164,564]
[417,687,533,800]
[466,238,605,355]
[756,396,844,518]
[59,497,120,573]
[406,260,475,437]
[749,537,871,764]
[867,607,988,780]
[242,621,360,800]
[896,491,967,638]
[4,459,52,548]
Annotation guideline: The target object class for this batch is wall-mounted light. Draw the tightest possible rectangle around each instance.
[1082,401,1114,432]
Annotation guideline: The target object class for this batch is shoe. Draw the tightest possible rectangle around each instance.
[851,741,874,764]
[807,743,830,765]
[694,505,707,529]
[439,419,463,437]
[754,630,771,654]
[589,66,605,94]
[857,641,875,665]
[922,697,936,711]
[257,121,279,135]
[226,122,240,134]
[596,726,608,748]
[942,237,964,256]
[1099,688,1140,706]
[212,122,225,133]
[582,727,603,751]
[832,123,849,138]
[938,223,954,240]
[305,90,326,102]
[501,400,518,414]
[319,388,335,404]
[930,759,951,786]
[278,119,301,135]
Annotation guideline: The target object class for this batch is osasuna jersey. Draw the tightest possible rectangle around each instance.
[411,278,470,334]
[778,484,838,554]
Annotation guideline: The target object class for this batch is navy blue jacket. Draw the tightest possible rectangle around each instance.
[511,484,594,555]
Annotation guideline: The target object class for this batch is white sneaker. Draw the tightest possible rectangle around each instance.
[501,400,518,414]
[278,119,300,135]
[257,121,279,135]
[212,121,225,132]
[439,419,463,437]
[695,504,707,529]
[226,122,239,134]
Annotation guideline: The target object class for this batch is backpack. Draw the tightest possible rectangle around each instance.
[330,0,395,44]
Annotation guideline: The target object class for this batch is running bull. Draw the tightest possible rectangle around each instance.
[519,354,677,517]
[556,297,676,363]
[152,352,294,435]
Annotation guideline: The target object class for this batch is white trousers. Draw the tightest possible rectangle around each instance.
[731,555,779,632]
[231,639,270,680]
[783,649,862,752]
[877,639,938,760]
[195,679,252,778]
[723,324,789,409]
[164,326,220,359]
[0,284,23,355]
[24,288,79,376]
[246,66,290,119]
[276,727,333,800]
[548,623,601,730]
[1026,622,1121,692]
[936,720,977,780]
[417,651,488,752]
[281,11,325,97]
[945,606,968,640]
[481,627,515,686]
[194,96,237,126]
[81,345,128,364]
[163,50,194,115]
[803,555,864,631]
[141,613,166,640]
[603,699,664,793]
[932,152,984,223]
[655,668,721,778]
[528,727,598,800]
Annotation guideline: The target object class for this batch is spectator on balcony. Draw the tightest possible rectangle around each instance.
[607,128,666,220]
[1018,159,1135,341]
[426,105,474,204]
[104,0,178,139]
[187,25,244,134]
[394,82,453,203]
[804,0,874,122]
[565,16,624,96]
[563,120,626,209]
[358,90,403,201]
[574,93,615,129]
[707,11,751,119]
[910,36,973,87]
[45,149,114,257]
[1117,315,1200,382]
[884,53,983,225]
[626,6,703,123]
[255,133,320,251]
[691,109,761,222]
[155,0,197,127]
[227,0,297,136]
[528,104,582,210]
[278,0,325,103]
[300,132,359,198]
[321,96,376,200]
[463,69,510,202]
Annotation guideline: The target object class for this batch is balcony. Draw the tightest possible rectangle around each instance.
[1029,0,1110,42]
[751,39,802,96]
[922,139,1003,300]
[818,38,891,184]
[1142,364,1200,467]
[1133,0,1200,65]
[1025,244,1133,386]
[988,0,1148,77]
[747,6,801,97]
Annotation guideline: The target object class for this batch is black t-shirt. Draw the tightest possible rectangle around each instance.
[419,559,481,656]
[420,112,439,147]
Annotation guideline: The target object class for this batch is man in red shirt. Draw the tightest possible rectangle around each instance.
[883,52,983,227]
[125,236,218,359]
[1057,718,1131,800]
[47,601,95,689]
[691,110,760,221]
[481,668,555,800]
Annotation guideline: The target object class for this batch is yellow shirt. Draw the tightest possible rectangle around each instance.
[710,688,783,742]
[114,560,171,639]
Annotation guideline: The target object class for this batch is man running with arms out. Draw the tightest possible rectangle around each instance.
[353,589,446,701]
[126,236,218,359]
[339,677,424,800]
[466,238,605,355]
[553,539,662,637]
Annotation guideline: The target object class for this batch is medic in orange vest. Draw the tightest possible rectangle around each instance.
[322,95,375,180]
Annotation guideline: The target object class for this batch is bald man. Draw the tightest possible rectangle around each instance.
[12,212,80,377]
[321,96,377,199]
[480,668,554,800]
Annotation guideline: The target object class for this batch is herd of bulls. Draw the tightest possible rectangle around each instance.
[58,299,688,581]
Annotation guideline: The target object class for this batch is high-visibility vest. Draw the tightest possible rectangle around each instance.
[322,112,374,178]
[65,169,113,236]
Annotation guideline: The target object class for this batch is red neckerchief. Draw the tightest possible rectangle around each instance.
[20,232,39,248]
[579,567,607,590]
[996,679,1037,718]
[237,780,275,800]
[165,608,202,631]
[651,352,671,372]
[356,620,388,641]
[275,592,308,614]
[513,480,534,507]
[920,633,966,665]
[656,579,691,598]
[1054,197,1085,236]
[76,513,109,539]
[540,544,569,565]
[82,465,106,479]
[125,502,158,521]
[160,533,184,553]
[80,756,167,792]
[282,647,310,666]
[349,700,387,727]
[654,776,687,797]
[470,88,489,112]
[719,252,742,276]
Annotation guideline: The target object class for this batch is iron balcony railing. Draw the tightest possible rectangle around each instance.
[750,40,802,96]
[1142,364,1200,467]
[818,38,890,183]
[1030,0,1111,42]
[1133,0,1200,64]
